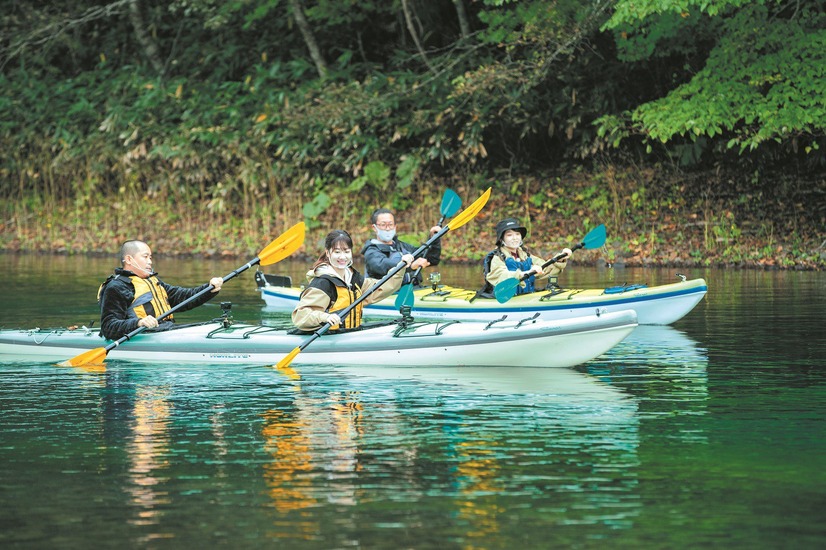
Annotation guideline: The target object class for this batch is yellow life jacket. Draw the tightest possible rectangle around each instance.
[98,274,173,320]
[130,275,173,320]
[313,273,364,330]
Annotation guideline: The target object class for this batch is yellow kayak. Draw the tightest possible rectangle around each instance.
[256,273,707,325]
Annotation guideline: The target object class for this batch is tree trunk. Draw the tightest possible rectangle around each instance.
[452,0,471,39]
[288,0,328,78]
[128,0,164,74]
[401,0,435,73]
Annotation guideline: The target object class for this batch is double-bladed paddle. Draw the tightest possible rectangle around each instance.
[394,188,462,309]
[276,187,491,369]
[59,222,306,368]
[492,224,606,304]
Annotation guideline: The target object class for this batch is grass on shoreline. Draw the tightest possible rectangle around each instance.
[2,173,824,270]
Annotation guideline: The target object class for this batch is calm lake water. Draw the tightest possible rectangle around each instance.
[1,253,824,549]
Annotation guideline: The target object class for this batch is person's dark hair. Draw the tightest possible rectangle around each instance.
[313,230,354,268]
[370,208,394,225]
[119,240,146,264]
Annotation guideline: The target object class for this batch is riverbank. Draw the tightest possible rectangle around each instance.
[2,169,824,270]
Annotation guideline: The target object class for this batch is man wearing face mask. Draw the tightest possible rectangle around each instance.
[98,240,224,340]
[361,208,441,286]
[481,218,572,297]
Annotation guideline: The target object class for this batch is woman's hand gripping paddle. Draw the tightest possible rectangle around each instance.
[492,224,606,304]
[276,188,491,370]
[394,188,462,309]
[58,222,306,368]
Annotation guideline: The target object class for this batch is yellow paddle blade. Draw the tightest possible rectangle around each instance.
[259,222,306,266]
[446,187,491,231]
[73,364,107,374]
[275,347,301,370]
[57,347,107,368]
[274,364,301,381]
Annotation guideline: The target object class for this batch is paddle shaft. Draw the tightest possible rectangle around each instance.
[507,244,577,285]
[403,188,461,285]
[297,224,455,351]
[529,243,582,278]
[407,211,449,283]
[104,256,263,351]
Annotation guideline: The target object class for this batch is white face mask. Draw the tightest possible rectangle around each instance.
[376,228,396,242]
[503,234,522,249]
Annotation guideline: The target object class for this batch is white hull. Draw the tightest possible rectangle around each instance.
[258,277,707,325]
[0,311,637,368]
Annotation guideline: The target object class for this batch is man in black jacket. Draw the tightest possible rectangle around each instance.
[98,240,223,340]
[361,208,441,286]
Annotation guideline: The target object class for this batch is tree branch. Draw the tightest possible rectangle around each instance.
[452,0,471,40]
[1,0,132,69]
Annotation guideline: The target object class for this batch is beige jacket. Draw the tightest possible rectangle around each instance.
[485,246,567,290]
[291,264,405,331]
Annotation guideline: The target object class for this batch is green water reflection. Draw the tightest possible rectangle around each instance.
[1,253,824,548]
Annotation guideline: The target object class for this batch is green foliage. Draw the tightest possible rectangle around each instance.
[395,155,421,189]
[302,190,332,229]
[608,0,760,24]
[0,0,823,270]
[608,10,718,62]
[599,0,826,160]
[347,160,391,193]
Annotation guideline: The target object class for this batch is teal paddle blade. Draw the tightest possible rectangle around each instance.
[395,283,415,308]
[493,278,520,304]
[440,188,462,218]
[582,224,606,249]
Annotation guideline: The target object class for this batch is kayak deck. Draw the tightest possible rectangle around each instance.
[257,273,707,325]
[0,311,638,368]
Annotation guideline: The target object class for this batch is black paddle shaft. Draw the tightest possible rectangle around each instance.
[407,213,449,283]
[516,243,579,283]
[154,256,262,323]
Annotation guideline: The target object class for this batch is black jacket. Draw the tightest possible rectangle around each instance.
[98,268,215,340]
[360,236,440,285]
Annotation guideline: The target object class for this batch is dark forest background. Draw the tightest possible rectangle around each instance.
[1,0,823,268]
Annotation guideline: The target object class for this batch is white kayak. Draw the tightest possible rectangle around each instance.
[0,310,637,368]
[256,272,707,325]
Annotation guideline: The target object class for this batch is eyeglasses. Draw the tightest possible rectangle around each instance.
[374,222,395,230]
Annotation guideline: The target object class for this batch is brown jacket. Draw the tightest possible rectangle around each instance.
[291,264,404,331]
[485,246,567,291]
